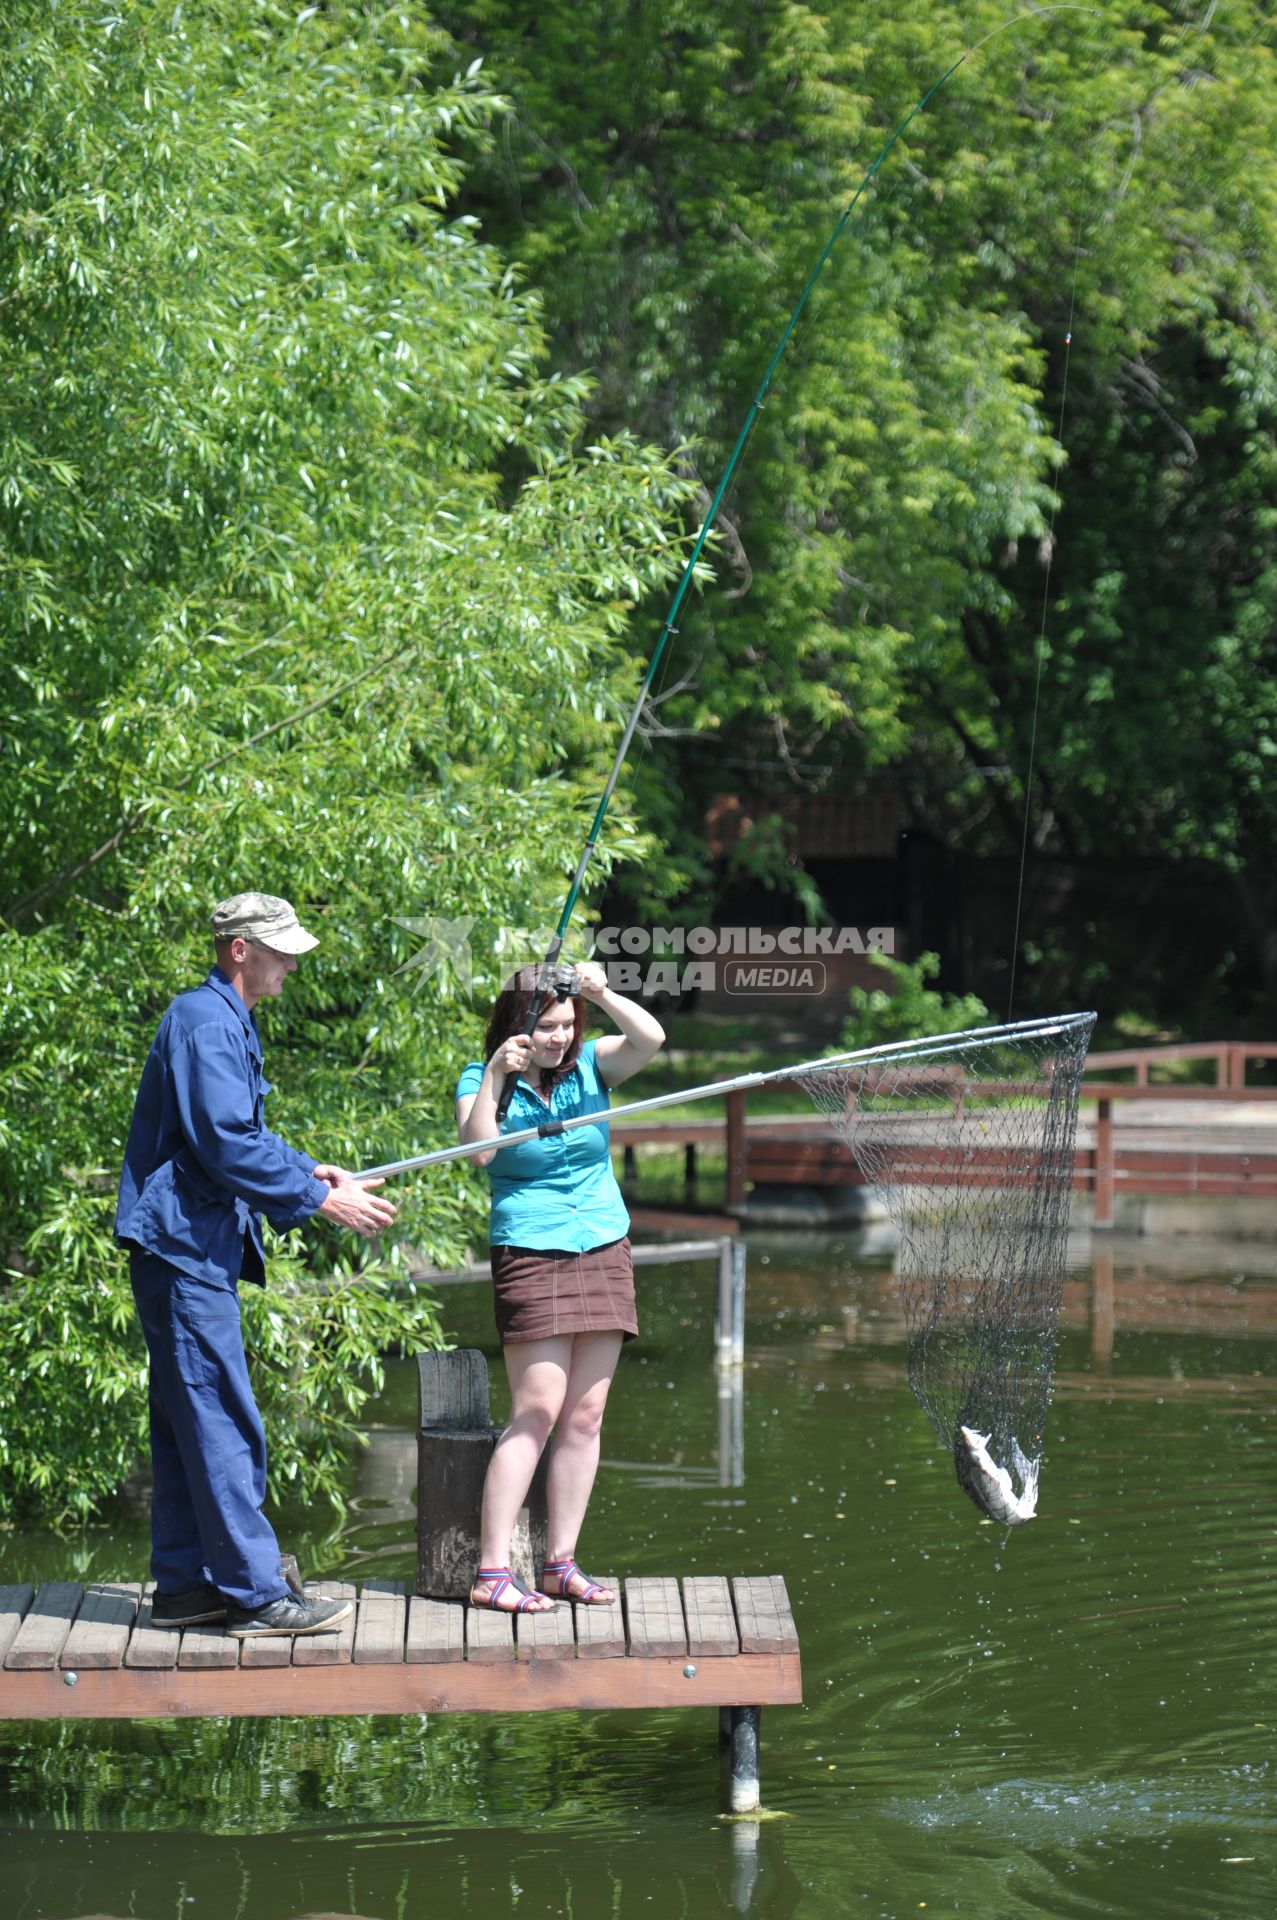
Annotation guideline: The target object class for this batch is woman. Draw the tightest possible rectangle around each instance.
[455,961,664,1613]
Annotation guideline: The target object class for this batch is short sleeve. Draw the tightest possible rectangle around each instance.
[575,1039,605,1096]
[456,1061,485,1101]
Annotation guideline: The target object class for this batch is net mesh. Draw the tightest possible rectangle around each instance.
[794,1013,1095,1520]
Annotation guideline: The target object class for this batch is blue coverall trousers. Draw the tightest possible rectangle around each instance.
[129,1249,288,1609]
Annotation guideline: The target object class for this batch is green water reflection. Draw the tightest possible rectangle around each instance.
[2,1230,1275,1919]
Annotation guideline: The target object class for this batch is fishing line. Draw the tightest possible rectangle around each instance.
[1003,0,1257,1018]
[1006,224,1083,1022]
[494,5,1100,1122]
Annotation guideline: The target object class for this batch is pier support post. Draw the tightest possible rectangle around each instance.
[728,1704,762,1813]
[415,1350,548,1600]
[715,1237,747,1369]
[1090,1244,1115,1364]
[730,1240,746,1368]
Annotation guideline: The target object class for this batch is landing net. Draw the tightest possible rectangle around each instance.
[793,1013,1096,1520]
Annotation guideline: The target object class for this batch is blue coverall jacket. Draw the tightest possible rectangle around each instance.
[115,966,327,1281]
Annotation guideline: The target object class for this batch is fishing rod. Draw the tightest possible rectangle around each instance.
[495,5,1097,1122]
[360,1013,1092,1182]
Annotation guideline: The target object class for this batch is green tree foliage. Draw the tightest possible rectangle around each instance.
[0,1,692,1521]
[432,2,1277,998]
[843,951,988,1049]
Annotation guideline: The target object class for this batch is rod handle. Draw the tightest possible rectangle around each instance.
[494,985,550,1123]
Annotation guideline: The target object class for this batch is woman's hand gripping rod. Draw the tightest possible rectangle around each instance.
[491,957,579,1126]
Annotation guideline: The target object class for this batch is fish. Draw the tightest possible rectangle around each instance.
[954,1425,1040,1524]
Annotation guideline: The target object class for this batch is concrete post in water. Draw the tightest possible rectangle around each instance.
[730,1240,747,1368]
[729,1704,762,1813]
[715,1237,734,1368]
[715,1235,747,1370]
[415,1350,548,1599]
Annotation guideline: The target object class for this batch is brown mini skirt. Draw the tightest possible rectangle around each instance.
[489,1236,638,1345]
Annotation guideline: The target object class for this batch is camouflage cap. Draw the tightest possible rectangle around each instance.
[210,891,319,955]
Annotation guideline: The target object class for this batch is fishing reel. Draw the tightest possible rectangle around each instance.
[535,960,582,1002]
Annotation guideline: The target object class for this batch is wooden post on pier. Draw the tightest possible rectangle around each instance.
[726,1089,747,1211]
[1093,1097,1115,1231]
[415,1351,548,1600]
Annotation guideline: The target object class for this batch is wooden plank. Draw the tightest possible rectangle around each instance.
[178,1617,240,1671]
[0,1586,35,1666]
[516,1597,576,1663]
[60,1582,141,1672]
[352,1580,406,1665]
[733,1575,798,1655]
[406,1595,464,1666]
[683,1576,739,1658]
[625,1577,686,1659]
[293,1580,356,1668]
[1080,1082,1277,1102]
[124,1585,181,1671]
[239,1621,295,1670]
[573,1577,624,1660]
[465,1602,515,1664]
[0,1648,802,1719]
[1107,1151,1277,1174]
[4,1582,83,1671]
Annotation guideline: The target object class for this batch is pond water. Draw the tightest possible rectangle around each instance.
[2,1228,1275,1919]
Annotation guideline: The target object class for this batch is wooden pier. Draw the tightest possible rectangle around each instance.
[0,1574,799,1810]
[0,1350,801,1813]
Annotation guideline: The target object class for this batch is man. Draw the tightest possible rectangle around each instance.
[116,891,398,1637]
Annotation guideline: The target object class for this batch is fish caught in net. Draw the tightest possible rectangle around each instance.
[793,1013,1096,1524]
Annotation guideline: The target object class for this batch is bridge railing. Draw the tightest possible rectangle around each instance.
[1082,1041,1277,1088]
[610,1045,1277,1221]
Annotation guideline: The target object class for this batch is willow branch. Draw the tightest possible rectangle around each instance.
[3,637,422,926]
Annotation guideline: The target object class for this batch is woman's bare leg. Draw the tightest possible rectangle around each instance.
[472,1335,572,1612]
[542,1331,623,1602]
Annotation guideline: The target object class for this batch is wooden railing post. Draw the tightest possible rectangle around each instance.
[1093,1097,1115,1231]
[726,1088,747,1211]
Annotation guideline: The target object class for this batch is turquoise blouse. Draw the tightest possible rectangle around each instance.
[455,1039,630,1252]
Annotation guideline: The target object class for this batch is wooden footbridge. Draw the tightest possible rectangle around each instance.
[616,1040,1277,1228]
[0,1354,800,1814]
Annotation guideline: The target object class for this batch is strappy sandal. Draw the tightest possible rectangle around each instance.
[470,1566,555,1613]
[541,1556,616,1606]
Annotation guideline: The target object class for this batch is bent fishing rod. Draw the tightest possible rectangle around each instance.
[359,1014,1090,1181]
[494,7,1095,1122]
